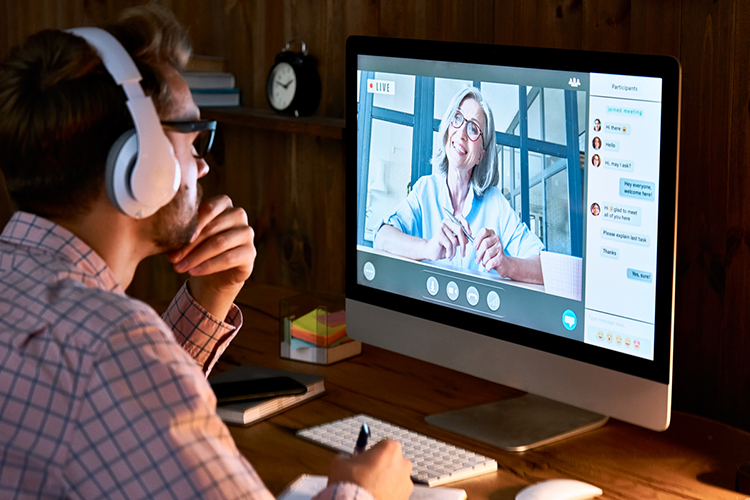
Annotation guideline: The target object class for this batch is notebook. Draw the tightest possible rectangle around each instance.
[278,474,467,500]
[208,365,325,426]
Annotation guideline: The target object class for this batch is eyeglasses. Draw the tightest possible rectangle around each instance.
[450,110,483,142]
[161,120,217,159]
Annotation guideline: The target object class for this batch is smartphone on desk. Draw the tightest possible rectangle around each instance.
[210,376,308,404]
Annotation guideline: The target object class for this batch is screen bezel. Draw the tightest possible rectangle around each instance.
[345,36,680,385]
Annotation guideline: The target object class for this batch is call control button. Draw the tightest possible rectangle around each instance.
[446,281,459,301]
[487,291,500,311]
[363,262,375,281]
[426,276,439,296]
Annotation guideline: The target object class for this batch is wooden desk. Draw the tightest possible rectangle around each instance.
[216,285,750,499]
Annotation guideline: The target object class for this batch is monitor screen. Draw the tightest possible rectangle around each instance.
[346,36,680,444]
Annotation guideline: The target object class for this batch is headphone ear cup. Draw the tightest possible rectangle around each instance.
[105,129,138,216]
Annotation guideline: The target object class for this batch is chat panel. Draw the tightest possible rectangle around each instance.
[584,73,663,333]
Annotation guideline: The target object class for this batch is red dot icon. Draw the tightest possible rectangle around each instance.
[369,82,373,88]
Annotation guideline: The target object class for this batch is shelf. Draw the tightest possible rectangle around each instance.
[200,107,345,140]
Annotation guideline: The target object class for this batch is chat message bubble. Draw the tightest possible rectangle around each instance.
[606,106,644,117]
[600,246,619,259]
[604,122,631,135]
[603,139,620,152]
[603,158,634,172]
[620,178,655,201]
[601,228,650,246]
[627,268,653,283]
[601,202,642,226]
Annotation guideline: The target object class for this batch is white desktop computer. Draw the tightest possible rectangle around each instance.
[345,36,680,451]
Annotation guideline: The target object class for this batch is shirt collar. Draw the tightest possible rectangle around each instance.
[0,211,124,294]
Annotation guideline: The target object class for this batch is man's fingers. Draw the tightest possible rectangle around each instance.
[194,195,234,237]
[174,225,255,274]
[184,245,255,278]
[170,205,247,263]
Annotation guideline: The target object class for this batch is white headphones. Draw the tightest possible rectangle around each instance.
[66,27,181,219]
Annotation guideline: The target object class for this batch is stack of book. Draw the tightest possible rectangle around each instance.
[208,365,325,426]
[183,55,241,107]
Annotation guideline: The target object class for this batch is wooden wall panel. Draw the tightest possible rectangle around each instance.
[582,0,631,52]
[722,1,750,430]
[427,0,495,44]
[630,0,681,57]
[673,0,736,425]
[494,0,583,49]
[3,0,750,432]
[378,0,428,40]
[323,0,381,117]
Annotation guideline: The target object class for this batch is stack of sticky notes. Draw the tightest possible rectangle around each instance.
[291,309,348,347]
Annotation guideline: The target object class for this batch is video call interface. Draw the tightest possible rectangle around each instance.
[354,55,664,361]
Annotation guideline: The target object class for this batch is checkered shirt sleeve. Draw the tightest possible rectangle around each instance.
[162,282,242,375]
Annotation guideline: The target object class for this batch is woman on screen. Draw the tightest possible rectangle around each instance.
[374,87,544,284]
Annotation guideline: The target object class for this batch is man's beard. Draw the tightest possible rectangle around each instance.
[151,183,203,253]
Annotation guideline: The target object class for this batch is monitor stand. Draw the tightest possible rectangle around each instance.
[425,393,609,452]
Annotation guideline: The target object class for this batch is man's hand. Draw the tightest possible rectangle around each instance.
[327,439,413,500]
[168,195,256,319]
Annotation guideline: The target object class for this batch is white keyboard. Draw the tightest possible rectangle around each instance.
[296,414,497,487]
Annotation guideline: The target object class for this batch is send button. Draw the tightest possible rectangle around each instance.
[627,268,653,283]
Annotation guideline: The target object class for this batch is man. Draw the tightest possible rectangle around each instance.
[0,5,412,500]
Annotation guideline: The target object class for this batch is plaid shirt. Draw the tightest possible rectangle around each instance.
[0,212,372,500]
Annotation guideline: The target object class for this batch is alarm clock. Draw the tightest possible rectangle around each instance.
[266,40,321,117]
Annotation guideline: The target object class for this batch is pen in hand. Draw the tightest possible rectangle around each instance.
[353,423,370,456]
[442,207,474,246]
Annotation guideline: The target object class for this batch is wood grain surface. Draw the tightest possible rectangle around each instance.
[215,285,750,500]
[2,0,750,436]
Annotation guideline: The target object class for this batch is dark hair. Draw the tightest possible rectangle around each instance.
[0,4,191,219]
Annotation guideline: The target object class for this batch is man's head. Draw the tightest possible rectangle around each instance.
[0,4,193,224]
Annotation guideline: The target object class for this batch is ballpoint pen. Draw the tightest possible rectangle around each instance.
[353,423,370,455]
[442,207,474,245]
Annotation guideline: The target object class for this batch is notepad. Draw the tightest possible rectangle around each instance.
[290,309,348,346]
[277,474,467,500]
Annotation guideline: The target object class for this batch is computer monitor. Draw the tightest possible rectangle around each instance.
[345,36,680,452]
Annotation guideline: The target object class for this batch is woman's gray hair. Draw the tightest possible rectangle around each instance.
[431,86,498,198]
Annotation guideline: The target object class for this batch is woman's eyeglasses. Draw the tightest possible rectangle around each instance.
[450,110,483,142]
[161,120,217,159]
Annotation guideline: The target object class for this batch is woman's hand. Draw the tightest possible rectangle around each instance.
[474,228,544,284]
[168,195,256,319]
[424,215,473,261]
[474,228,511,277]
